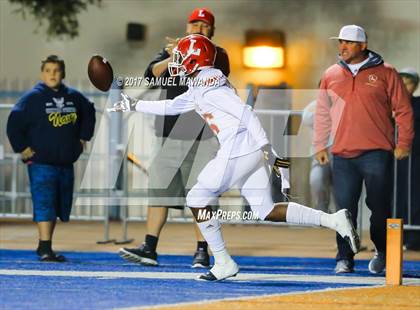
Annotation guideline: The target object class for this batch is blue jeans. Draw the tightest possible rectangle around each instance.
[28,163,74,222]
[332,150,393,262]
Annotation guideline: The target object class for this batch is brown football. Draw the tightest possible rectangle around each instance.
[88,55,114,92]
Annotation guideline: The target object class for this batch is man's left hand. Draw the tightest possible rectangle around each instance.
[394,147,410,160]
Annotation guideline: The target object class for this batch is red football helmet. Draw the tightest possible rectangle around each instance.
[168,34,217,76]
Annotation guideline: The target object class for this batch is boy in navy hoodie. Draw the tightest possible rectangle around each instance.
[7,55,96,261]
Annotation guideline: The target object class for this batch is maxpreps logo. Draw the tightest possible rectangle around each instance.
[46,97,77,127]
[366,74,379,87]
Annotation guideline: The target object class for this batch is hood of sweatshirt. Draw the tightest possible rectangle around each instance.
[338,49,384,73]
[33,82,68,96]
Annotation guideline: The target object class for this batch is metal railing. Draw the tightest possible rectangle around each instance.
[1,95,419,244]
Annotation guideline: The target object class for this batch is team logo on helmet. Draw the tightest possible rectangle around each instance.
[168,34,216,77]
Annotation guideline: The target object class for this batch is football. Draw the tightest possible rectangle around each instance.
[87,55,114,92]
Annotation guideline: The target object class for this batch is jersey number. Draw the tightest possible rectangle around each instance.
[203,112,220,134]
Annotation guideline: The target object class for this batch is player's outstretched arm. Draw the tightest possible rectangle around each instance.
[108,92,195,116]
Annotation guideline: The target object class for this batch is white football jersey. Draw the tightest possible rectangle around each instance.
[136,68,269,158]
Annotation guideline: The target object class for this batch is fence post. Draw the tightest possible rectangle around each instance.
[96,199,115,244]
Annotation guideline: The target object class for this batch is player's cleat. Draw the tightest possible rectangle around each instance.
[335,259,354,274]
[119,244,158,266]
[368,251,386,274]
[333,209,360,254]
[191,249,210,268]
[39,251,66,262]
[196,258,239,281]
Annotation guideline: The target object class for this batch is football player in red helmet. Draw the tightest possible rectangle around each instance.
[110,34,360,282]
[118,9,230,271]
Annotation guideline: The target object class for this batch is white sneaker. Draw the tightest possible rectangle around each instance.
[333,209,360,254]
[335,259,354,274]
[197,258,239,281]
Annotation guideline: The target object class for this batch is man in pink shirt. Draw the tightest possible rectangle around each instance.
[314,25,414,274]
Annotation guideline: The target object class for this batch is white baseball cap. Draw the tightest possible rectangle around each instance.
[330,25,367,42]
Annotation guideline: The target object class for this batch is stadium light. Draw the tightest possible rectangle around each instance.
[243,30,285,69]
[243,46,284,68]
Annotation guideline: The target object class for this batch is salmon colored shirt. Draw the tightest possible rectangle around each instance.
[314,55,414,158]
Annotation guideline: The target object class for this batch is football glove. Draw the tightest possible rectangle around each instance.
[262,144,290,194]
[262,144,290,177]
[107,93,137,112]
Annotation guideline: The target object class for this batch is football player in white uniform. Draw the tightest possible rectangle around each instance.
[110,34,360,281]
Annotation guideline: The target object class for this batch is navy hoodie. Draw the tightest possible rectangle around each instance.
[7,82,96,165]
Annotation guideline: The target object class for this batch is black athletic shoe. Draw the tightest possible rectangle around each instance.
[39,251,66,262]
[119,244,158,266]
[192,249,210,268]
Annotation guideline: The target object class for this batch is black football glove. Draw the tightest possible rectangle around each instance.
[262,144,290,177]
[262,144,291,194]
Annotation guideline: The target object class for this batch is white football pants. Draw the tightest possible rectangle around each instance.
[186,150,274,220]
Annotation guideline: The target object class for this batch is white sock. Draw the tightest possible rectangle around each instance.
[285,202,322,226]
[320,212,336,230]
[213,249,232,265]
[196,217,226,255]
